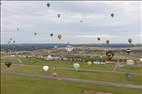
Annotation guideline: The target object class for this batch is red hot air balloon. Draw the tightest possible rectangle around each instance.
[106,51,114,61]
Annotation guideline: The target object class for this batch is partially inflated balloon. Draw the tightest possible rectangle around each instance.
[43,66,49,71]
[73,63,80,71]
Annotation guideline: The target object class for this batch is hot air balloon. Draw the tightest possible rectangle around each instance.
[73,63,80,71]
[80,20,83,23]
[65,45,73,52]
[17,28,19,31]
[58,34,62,39]
[9,38,12,40]
[34,32,37,35]
[125,72,131,78]
[97,37,100,41]
[5,61,12,68]
[106,51,114,61]
[13,40,15,43]
[106,40,110,45]
[87,61,92,65]
[43,66,49,71]
[126,49,131,54]
[50,33,53,37]
[128,38,132,44]
[52,72,57,77]
[57,14,61,18]
[47,3,50,7]
[110,13,114,18]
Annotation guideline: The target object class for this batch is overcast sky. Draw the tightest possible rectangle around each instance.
[1,1,142,44]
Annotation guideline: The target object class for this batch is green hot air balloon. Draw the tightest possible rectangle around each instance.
[87,61,92,65]
[73,63,80,71]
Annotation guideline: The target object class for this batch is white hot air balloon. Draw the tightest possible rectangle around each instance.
[43,66,49,71]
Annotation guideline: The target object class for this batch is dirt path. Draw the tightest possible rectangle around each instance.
[1,72,142,89]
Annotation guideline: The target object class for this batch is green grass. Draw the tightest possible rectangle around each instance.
[1,76,142,94]
[1,64,142,85]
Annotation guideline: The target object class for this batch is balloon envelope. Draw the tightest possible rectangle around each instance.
[47,3,50,7]
[110,13,114,17]
[43,66,49,71]
[50,33,53,37]
[73,63,80,71]
[58,34,62,39]
[87,61,92,65]
[57,14,61,18]
[97,37,100,41]
[5,61,12,68]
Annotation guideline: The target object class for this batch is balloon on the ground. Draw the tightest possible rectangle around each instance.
[65,45,73,52]
[73,63,80,71]
[5,61,12,68]
[125,72,131,78]
[58,34,62,39]
[87,61,92,65]
[52,72,57,77]
[43,66,49,71]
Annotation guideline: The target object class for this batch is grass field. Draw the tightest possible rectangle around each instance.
[1,56,142,94]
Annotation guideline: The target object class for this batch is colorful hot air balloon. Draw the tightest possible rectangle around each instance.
[58,34,62,39]
[110,13,114,18]
[128,38,132,44]
[73,63,80,71]
[5,61,12,68]
[57,14,61,18]
[106,51,114,61]
[47,3,50,7]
